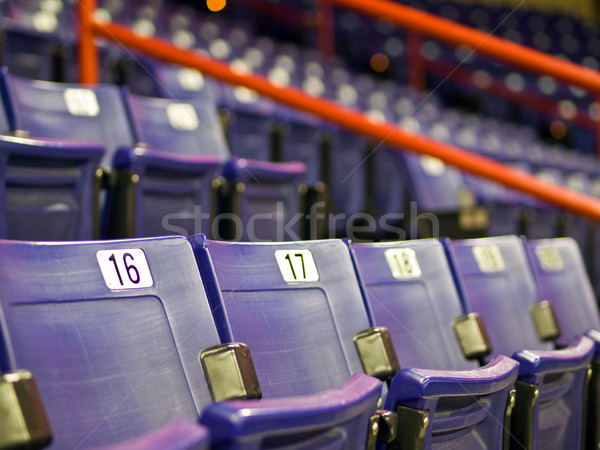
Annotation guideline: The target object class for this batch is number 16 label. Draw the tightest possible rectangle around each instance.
[96,249,154,290]
[275,249,319,283]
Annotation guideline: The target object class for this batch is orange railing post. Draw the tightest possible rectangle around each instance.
[406,31,425,92]
[78,0,99,85]
[316,0,335,61]
[82,21,600,222]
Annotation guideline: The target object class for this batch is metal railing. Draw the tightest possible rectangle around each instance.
[77,0,600,222]
[325,0,600,152]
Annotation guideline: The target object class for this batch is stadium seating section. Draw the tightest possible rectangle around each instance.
[0,0,600,448]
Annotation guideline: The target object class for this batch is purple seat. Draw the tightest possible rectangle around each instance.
[0,235,379,449]
[0,236,218,449]
[524,236,600,348]
[120,92,227,237]
[123,92,307,241]
[349,238,519,448]
[191,235,518,448]
[444,235,594,450]
[0,134,104,240]
[0,68,105,240]
[191,236,378,397]
[219,83,277,162]
[190,236,386,447]
[1,71,134,169]
[524,237,600,449]
[125,56,223,101]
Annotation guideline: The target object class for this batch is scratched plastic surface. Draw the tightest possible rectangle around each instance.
[0,236,217,449]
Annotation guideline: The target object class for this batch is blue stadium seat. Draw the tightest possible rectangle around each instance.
[190,234,519,448]
[0,70,142,238]
[0,236,218,449]
[119,92,225,237]
[276,105,325,186]
[525,162,567,240]
[396,150,487,238]
[0,134,104,240]
[125,56,223,101]
[123,92,306,240]
[191,236,378,394]
[524,237,600,348]
[0,236,375,449]
[0,23,67,82]
[219,82,277,162]
[444,235,594,450]
[0,70,134,169]
[524,237,600,450]
[190,236,389,447]
[0,67,106,240]
[349,238,519,448]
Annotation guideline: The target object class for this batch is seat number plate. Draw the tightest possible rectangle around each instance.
[97,249,154,289]
[275,249,319,282]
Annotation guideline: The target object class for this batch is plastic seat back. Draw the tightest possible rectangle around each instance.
[191,236,372,398]
[219,83,276,162]
[124,93,229,160]
[525,237,600,348]
[0,236,218,449]
[444,235,553,358]
[349,239,478,371]
[401,152,469,213]
[125,57,223,101]
[444,235,594,449]
[0,135,103,240]
[0,68,105,240]
[1,71,135,168]
[349,239,521,449]
[190,235,382,448]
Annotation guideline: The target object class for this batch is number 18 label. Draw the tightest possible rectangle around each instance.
[275,249,319,283]
[384,248,422,278]
[96,249,154,290]
[472,245,505,272]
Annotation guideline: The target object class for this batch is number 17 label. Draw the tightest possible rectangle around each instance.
[97,249,154,290]
[275,249,319,283]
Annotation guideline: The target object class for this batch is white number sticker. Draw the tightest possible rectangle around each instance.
[384,248,422,278]
[96,249,154,290]
[64,88,99,117]
[166,103,199,130]
[420,155,446,176]
[177,68,205,92]
[535,246,564,271]
[473,245,505,272]
[275,249,319,283]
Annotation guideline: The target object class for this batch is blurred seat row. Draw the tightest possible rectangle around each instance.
[3,0,600,251]
[3,62,600,294]
[1,233,598,449]
[0,67,307,242]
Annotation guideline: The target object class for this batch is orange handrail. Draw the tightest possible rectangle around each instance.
[77,0,600,222]
[79,0,99,85]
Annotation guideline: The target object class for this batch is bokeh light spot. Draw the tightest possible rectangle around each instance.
[549,120,567,140]
[370,53,390,73]
[207,0,226,12]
